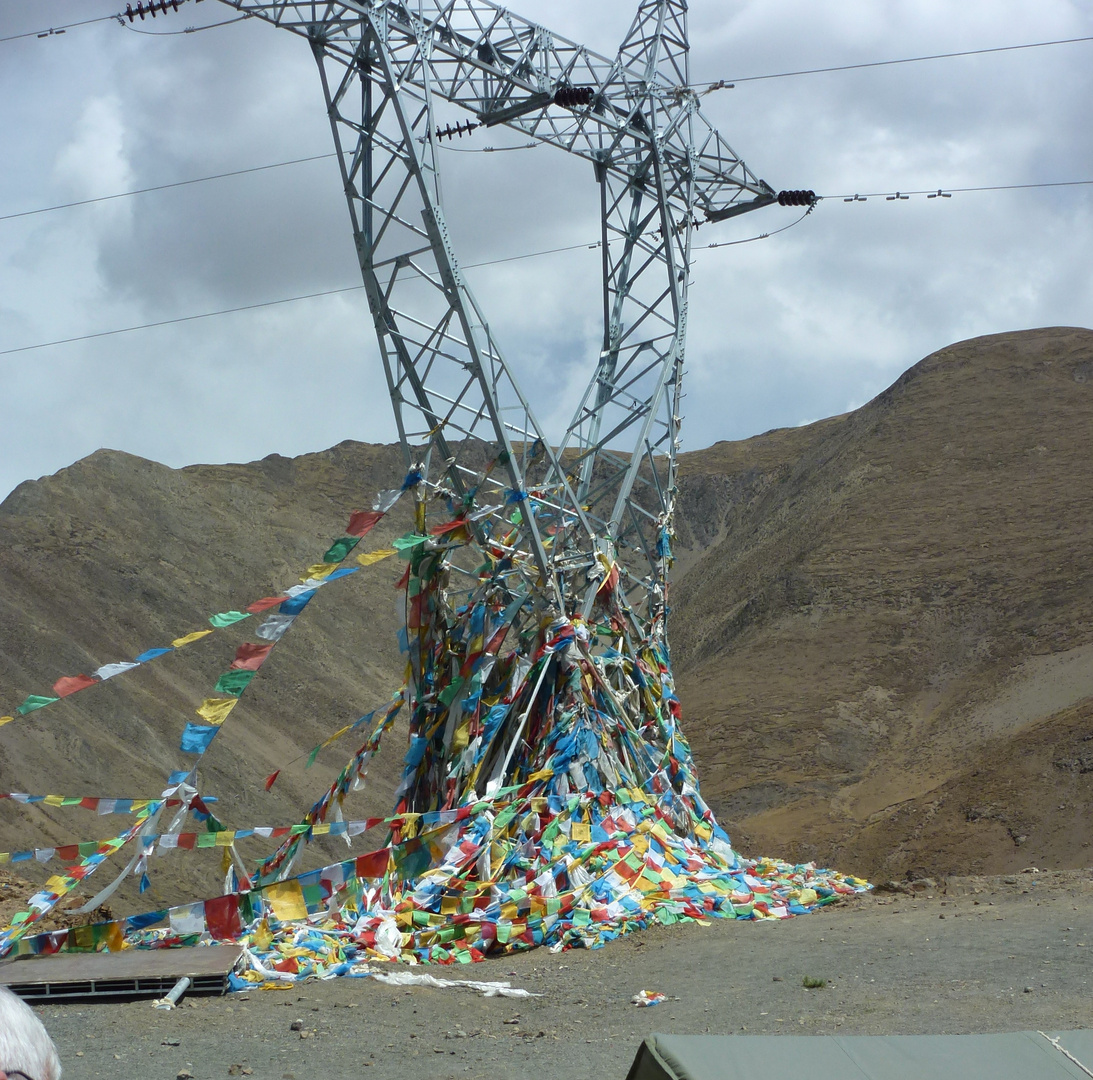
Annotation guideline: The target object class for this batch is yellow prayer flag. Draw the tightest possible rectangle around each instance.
[357,548,396,566]
[172,629,214,648]
[214,832,236,847]
[196,698,238,726]
[321,726,351,749]
[44,795,64,807]
[451,721,470,753]
[0,717,14,727]
[571,822,592,843]
[302,563,339,582]
[264,879,308,922]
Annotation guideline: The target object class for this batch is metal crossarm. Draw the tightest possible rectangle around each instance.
[216,0,775,618]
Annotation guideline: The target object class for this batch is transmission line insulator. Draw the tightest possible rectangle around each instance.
[553,86,596,109]
[776,189,817,207]
[434,119,481,141]
[125,1,180,19]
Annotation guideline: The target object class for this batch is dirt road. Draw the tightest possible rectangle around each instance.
[29,871,1093,1080]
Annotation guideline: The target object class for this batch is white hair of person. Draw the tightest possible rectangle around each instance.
[0,985,62,1080]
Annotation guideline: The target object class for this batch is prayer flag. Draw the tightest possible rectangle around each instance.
[323,537,360,563]
[355,848,390,880]
[213,670,256,697]
[231,643,273,671]
[179,724,218,755]
[346,510,384,536]
[171,629,214,648]
[196,698,237,726]
[245,596,285,614]
[204,893,242,940]
[93,661,139,681]
[169,902,207,936]
[357,548,396,566]
[265,880,308,922]
[16,695,58,716]
[209,611,250,628]
[256,615,295,642]
[52,675,95,698]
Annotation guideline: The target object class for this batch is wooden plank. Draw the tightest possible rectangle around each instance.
[0,945,242,1000]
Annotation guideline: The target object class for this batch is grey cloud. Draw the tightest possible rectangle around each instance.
[1,0,1091,501]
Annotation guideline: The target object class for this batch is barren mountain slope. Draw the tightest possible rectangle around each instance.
[0,442,414,908]
[1,326,1091,920]
[671,326,1093,881]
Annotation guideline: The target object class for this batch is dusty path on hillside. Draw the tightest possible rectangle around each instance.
[30,871,1093,1080]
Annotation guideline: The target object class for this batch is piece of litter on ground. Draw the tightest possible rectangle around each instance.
[368,967,537,998]
[631,990,667,1007]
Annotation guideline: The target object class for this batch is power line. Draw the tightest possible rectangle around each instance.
[119,13,251,35]
[0,244,605,357]
[0,12,118,44]
[3,167,1091,357]
[0,240,619,357]
[5,156,1089,225]
[829,178,1093,201]
[714,33,1093,86]
[0,285,366,357]
[0,153,336,223]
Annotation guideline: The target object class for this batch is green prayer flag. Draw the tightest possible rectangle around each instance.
[213,669,257,697]
[306,743,321,769]
[392,533,428,554]
[209,610,250,628]
[323,536,360,563]
[16,695,59,715]
[437,677,465,707]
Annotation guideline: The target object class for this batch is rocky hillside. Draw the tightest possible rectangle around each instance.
[671,326,1093,881]
[1,326,1091,912]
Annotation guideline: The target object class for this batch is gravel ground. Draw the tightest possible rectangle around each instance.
[34,871,1093,1080]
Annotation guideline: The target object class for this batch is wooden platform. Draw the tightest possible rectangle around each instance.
[0,945,243,1002]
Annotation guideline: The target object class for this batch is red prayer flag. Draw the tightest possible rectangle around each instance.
[355,847,390,880]
[596,563,620,598]
[264,770,281,792]
[231,642,274,671]
[204,893,242,940]
[484,625,509,655]
[346,510,384,537]
[429,518,467,536]
[394,563,411,591]
[52,674,96,698]
[246,595,286,614]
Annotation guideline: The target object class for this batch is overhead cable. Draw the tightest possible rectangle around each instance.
[831,178,1093,202]
[713,33,1093,86]
[0,220,813,358]
[0,13,118,44]
[3,172,1090,355]
[0,154,335,223]
[4,162,1089,225]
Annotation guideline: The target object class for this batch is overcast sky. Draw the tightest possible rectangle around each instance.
[1,0,1090,502]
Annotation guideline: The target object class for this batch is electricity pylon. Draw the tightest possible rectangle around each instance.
[217,0,774,623]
